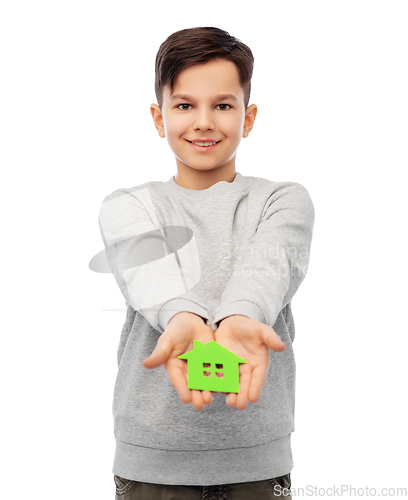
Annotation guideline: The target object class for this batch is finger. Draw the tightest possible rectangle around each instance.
[143,335,173,369]
[191,390,205,411]
[202,390,214,406]
[236,366,251,410]
[262,326,286,352]
[248,364,269,404]
[226,393,237,407]
[165,362,192,404]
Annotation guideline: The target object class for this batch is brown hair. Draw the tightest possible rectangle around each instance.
[154,27,254,109]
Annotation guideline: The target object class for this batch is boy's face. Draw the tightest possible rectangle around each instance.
[151,58,257,186]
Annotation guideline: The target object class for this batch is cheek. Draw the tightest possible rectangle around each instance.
[221,116,244,139]
[166,119,189,140]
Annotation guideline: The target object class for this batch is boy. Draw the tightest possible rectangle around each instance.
[99,27,314,499]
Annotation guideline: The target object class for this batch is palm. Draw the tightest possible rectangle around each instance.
[214,315,286,409]
[164,329,214,410]
[216,330,270,364]
[143,312,214,410]
[161,332,194,392]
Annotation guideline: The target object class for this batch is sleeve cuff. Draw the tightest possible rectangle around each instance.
[212,300,265,330]
[158,298,211,332]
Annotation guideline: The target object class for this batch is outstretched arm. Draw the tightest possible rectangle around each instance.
[212,183,314,408]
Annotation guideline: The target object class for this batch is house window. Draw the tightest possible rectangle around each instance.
[215,363,224,378]
[203,363,211,377]
[202,363,224,378]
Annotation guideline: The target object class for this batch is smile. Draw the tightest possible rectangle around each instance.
[186,140,221,151]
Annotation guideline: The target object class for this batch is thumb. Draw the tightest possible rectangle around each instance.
[262,326,286,352]
[143,334,173,369]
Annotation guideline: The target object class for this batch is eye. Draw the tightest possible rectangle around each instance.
[176,103,192,110]
[216,104,232,111]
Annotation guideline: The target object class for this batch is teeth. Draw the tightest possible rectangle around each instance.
[192,141,217,146]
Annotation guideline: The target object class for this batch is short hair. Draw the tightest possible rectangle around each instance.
[154,27,254,110]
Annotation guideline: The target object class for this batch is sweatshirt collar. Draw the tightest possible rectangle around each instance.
[166,171,246,195]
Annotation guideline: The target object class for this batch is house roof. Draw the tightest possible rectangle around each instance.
[178,340,248,364]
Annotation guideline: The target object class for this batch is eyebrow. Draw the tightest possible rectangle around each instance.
[170,94,238,101]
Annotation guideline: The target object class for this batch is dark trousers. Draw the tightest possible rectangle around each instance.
[114,473,292,499]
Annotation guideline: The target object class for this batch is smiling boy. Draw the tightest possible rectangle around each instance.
[150,57,257,190]
[99,26,314,499]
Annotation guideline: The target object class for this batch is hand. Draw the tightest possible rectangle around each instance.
[214,315,286,410]
[142,312,215,410]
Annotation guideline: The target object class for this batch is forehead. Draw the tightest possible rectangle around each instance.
[165,59,243,102]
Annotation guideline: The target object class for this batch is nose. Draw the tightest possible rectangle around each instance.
[193,109,215,132]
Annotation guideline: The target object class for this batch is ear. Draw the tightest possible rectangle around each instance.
[242,104,257,138]
[150,103,165,138]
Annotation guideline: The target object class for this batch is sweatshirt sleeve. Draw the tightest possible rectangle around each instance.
[212,182,315,330]
[98,187,211,334]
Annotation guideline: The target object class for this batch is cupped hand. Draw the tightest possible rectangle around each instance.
[214,315,286,410]
[142,312,215,410]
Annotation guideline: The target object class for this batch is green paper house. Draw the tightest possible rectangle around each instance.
[178,340,248,393]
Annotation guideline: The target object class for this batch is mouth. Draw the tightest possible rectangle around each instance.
[186,139,221,151]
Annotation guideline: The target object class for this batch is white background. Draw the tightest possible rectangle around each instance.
[1,1,407,498]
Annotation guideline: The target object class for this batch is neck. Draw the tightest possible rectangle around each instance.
[173,163,237,190]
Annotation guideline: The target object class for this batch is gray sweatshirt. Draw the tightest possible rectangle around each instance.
[98,171,315,486]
